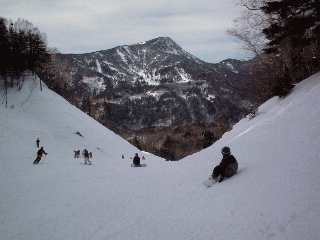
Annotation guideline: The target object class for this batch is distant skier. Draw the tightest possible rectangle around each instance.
[74,150,80,158]
[36,138,40,148]
[83,149,91,165]
[133,153,140,166]
[33,147,48,164]
[122,154,124,159]
[211,146,238,183]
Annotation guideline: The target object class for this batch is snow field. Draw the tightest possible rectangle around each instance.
[0,73,320,239]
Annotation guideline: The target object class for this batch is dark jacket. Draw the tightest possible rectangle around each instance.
[37,148,47,157]
[133,155,140,165]
[84,149,89,158]
[219,154,237,170]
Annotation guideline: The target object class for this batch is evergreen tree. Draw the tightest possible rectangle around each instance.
[229,0,319,100]
[0,18,49,80]
[0,17,9,79]
[261,0,320,83]
[262,0,320,53]
[0,17,10,107]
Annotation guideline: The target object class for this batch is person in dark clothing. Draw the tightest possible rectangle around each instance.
[36,138,40,148]
[33,147,48,164]
[211,146,238,183]
[83,149,91,165]
[133,153,140,166]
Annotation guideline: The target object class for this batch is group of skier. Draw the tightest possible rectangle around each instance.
[33,138,94,165]
[33,139,238,182]
[131,146,238,182]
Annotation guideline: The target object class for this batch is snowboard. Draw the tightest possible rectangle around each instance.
[203,178,218,187]
[80,163,93,165]
[203,170,240,187]
[131,164,147,167]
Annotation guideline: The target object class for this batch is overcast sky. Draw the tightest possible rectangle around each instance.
[1,0,247,63]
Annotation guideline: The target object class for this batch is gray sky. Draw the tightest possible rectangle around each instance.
[1,0,246,63]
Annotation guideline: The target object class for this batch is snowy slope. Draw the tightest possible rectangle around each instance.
[1,73,320,240]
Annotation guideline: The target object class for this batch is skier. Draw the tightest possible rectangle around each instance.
[83,149,91,165]
[74,150,80,158]
[133,153,140,166]
[36,138,40,148]
[33,147,48,164]
[211,146,238,183]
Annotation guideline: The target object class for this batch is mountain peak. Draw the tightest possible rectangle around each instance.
[147,37,175,44]
[134,37,175,46]
[130,37,185,56]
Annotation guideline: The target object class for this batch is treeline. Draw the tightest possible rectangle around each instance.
[0,17,79,108]
[0,17,49,84]
[229,0,320,103]
[0,17,98,115]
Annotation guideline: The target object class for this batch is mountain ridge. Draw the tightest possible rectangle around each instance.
[59,37,256,159]
[60,37,254,129]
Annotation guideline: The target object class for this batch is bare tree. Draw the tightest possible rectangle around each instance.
[228,0,283,102]
[228,0,319,100]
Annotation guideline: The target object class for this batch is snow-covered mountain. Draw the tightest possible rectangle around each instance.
[59,37,254,160]
[1,71,320,239]
[60,37,253,133]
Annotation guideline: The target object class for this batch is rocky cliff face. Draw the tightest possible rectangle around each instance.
[60,37,254,159]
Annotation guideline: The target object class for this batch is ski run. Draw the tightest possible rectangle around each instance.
[1,72,320,239]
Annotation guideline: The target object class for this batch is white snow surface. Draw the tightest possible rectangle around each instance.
[1,73,320,240]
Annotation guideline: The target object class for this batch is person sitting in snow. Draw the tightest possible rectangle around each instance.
[211,146,238,183]
[33,147,48,164]
[133,153,140,166]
